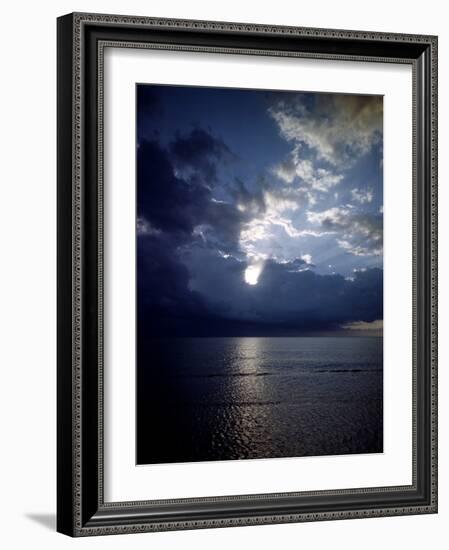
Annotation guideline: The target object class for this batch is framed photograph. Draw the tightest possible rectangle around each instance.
[57,12,438,536]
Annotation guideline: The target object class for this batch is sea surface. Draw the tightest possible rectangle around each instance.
[137,337,383,464]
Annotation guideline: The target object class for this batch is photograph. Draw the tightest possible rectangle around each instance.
[136,84,384,465]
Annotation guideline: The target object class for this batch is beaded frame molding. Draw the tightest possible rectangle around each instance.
[57,12,438,537]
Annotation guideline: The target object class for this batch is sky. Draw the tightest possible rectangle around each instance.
[136,84,383,336]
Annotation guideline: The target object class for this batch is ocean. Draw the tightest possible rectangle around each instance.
[137,336,383,464]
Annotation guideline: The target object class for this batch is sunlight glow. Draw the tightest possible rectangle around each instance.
[244,264,263,285]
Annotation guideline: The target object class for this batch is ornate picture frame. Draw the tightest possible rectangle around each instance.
[57,12,437,536]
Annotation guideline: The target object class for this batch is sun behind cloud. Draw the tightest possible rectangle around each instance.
[244,264,263,285]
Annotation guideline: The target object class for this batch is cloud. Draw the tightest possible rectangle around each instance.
[232,176,324,263]
[307,206,382,257]
[231,176,266,216]
[336,239,381,257]
[351,188,373,204]
[137,232,209,324]
[307,206,351,226]
[270,93,381,217]
[137,138,210,236]
[273,154,343,192]
[137,131,320,273]
[137,135,248,252]
[137,217,162,236]
[269,93,383,167]
[301,253,313,264]
[342,319,383,331]
[273,157,296,184]
[170,128,232,184]
[238,199,328,263]
[264,190,299,215]
[180,246,383,334]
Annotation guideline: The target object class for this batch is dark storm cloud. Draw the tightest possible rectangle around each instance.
[138,230,382,336]
[170,128,232,184]
[137,233,217,340]
[259,261,382,326]
[136,131,255,335]
[137,134,266,252]
[137,139,210,236]
[182,247,382,333]
[231,176,266,216]
[137,232,206,315]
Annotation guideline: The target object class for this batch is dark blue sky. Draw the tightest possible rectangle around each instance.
[136,84,383,336]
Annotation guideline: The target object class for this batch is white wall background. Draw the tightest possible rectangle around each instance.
[0,0,446,547]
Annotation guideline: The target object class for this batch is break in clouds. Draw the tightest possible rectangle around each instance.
[137,85,383,336]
